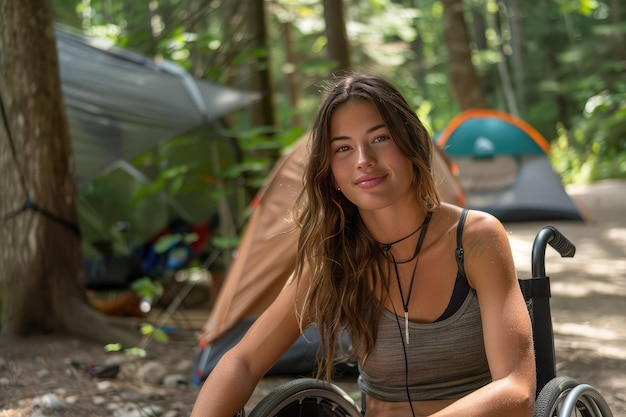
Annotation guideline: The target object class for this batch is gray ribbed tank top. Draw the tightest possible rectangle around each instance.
[358,289,491,401]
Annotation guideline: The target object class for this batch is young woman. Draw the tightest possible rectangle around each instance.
[190,74,536,417]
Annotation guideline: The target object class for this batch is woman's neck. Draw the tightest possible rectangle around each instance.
[362,205,429,259]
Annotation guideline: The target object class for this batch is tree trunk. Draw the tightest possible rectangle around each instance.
[441,0,484,110]
[322,0,351,74]
[494,1,519,116]
[249,0,278,132]
[283,21,301,127]
[470,5,488,51]
[506,0,526,116]
[0,0,138,346]
[610,0,625,60]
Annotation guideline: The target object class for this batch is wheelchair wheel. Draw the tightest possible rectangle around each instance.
[248,378,362,417]
[534,376,612,417]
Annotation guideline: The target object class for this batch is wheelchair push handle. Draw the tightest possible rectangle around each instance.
[531,226,576,278]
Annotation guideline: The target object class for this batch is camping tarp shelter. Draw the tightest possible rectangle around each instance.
[55,25,261,254]
[436,109,584,222]
[192,133,466,384]
[55,26,260,187]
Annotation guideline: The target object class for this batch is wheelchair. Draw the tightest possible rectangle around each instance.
[241,226,615,417]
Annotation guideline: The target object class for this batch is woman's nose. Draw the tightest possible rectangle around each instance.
[356,145,375,169]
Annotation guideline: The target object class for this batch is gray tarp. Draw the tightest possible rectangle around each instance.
[55,26,260,186]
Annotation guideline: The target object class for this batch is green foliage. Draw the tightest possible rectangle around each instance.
[130,277,164,300]
[52,0,625,199]
[104,323,169,357]
[211,235,242,251]
[140,323,169,344]
[534,1,626,184]
[104,342,147,357]
[132,163,198,201]
[102,278,172,356]
[551,85,626,184]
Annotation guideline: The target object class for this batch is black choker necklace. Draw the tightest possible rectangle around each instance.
[379,228,419,254]
[378,215,428,254]
[380,211,432,344]
[377,212,431,263]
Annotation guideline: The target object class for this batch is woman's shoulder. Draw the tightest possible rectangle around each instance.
[452,208,514,287]
[433,203,502,229]
[461,208,507,239]
[429,205,508,253]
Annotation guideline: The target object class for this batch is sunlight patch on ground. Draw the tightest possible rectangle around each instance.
[545,260,626,286]
[606,375,626,389]
[551,277,626,297]
[590,345,626,361]
[557,339,626,361]
[553,322,619,341]
[0,407,30,417]
[607,227,626,243]
[581,260,626,279]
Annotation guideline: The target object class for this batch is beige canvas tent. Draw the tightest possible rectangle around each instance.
[192,134,465,384]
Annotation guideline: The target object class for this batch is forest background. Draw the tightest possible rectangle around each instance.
[48,0,626,184]
[0,0,625,369]
[52,0,625,185]
[55,0,626,258]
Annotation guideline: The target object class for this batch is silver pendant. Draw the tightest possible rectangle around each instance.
[404,311,410,345]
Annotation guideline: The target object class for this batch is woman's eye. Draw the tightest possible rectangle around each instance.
[373,135,389,143]
[335,145,350,153]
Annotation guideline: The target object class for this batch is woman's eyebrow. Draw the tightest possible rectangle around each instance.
[330,124,387,142]
[366,123,386,133]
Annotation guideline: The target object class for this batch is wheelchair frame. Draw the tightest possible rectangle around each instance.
[241,226,614,417]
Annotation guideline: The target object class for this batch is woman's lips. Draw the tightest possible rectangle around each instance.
[355,174,386,189]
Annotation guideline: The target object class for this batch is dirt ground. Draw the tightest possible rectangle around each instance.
[0,180,625,416]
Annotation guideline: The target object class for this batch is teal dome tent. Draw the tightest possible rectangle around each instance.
[437,109,584,222]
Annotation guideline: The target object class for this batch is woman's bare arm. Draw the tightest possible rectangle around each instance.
[190,278,305,417]
[431,211,536,417]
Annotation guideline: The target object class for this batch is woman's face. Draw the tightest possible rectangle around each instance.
[329,99,415,213]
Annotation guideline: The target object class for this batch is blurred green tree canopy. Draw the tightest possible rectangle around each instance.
[52,0,625,247]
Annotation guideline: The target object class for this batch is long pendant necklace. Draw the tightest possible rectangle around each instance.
[378,211,432,344]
